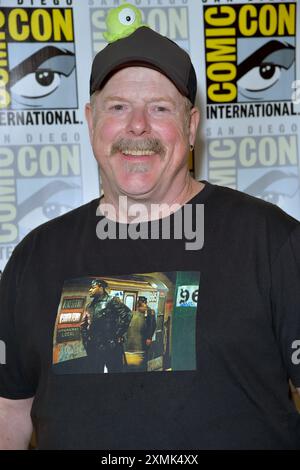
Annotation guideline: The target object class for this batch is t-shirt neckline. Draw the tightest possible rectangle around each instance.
[97,180,215,227]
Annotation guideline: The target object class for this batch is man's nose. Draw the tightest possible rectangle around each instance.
[126,107,150,136]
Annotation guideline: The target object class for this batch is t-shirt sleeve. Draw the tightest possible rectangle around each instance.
[271,223,300,387]
[0,242,36,399]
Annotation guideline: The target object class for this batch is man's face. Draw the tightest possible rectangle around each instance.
[85,66,199,199]
[89,284,104,297]
[137,301,147,313]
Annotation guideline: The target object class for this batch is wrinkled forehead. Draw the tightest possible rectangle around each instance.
[97,65,187,102]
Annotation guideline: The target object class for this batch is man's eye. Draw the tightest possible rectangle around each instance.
[237,63,281,92]
[110,104,125,111]
[152,106,170,113]
[10,69,61,98]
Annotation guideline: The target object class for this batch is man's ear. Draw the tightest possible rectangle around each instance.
[189,106,200,147]
[85,103,94,142]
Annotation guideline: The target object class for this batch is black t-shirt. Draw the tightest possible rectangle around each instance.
[0,181,300,450]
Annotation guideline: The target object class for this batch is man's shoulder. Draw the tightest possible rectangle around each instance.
[36,197,99,231]
[208,182,299,229]
[204,182,299,256]
[14,198,99,255]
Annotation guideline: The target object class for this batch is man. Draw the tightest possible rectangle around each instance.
[0,8,300,450]
[125,296,156,372]
[80,279,132,373]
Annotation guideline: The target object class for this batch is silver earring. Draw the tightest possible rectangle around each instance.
[190,144,194,152]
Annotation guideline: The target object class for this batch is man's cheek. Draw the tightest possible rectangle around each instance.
[153,122,184,143]
[96,121,124,144]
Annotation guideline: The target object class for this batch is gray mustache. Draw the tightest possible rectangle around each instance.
[111,138,166,156]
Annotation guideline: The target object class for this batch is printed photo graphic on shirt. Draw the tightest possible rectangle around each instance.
[0,7,77,110]
[52,271,200,374]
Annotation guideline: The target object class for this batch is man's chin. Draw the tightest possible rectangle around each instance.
[118,184,157,199]
[115,175,159,199]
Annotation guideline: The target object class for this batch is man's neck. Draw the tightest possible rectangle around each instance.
[99,177,205,223]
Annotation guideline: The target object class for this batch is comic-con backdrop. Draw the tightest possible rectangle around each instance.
[0,0,299,270]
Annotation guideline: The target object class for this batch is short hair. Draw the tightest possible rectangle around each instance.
[90,279,108,289]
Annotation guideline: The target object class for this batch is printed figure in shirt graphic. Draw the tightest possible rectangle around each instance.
[80,279,132,373]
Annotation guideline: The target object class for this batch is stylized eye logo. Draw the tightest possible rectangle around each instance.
[244,170,300,208]
[237,40,295,98]
[17,180,81,237]
[259,64,276,80]
[237,63,281,92]
[43,202,72,219]
[35,70,55,86]
[9,46,76,105]
[118,8,136,25]
[11,69,61,99]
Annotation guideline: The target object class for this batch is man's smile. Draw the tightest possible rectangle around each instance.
[122,150,155,156]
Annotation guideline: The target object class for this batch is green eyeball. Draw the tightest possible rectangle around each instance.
[103,3,148,43]
[118,7,136,26]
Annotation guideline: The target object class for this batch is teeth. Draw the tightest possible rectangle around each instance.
[123,150,155,156]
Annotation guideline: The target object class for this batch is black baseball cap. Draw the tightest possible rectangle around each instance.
[89,26,197,104]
